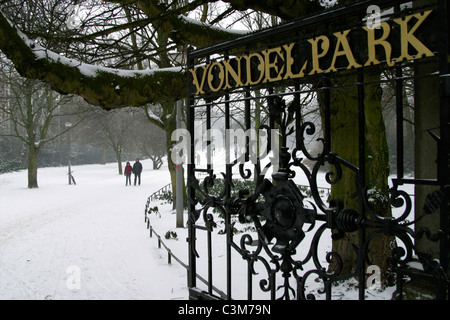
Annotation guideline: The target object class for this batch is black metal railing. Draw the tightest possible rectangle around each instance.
[144,209,227,299]
[144,183,172,220]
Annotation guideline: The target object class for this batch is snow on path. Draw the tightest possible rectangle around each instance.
[0,161,188,300]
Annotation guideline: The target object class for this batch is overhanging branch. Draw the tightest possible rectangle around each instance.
[0,11,186,109]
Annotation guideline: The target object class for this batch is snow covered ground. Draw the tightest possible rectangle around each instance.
[1,157,399,300]
[0,160,188,300]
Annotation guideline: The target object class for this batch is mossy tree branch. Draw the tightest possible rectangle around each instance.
[0,11,186,109]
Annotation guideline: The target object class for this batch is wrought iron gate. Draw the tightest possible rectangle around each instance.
[185,0,449,300]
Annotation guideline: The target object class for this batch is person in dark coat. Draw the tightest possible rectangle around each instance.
[124,161,132,186]
[132,158,143,186]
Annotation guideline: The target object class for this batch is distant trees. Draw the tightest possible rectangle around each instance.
[0,58,86,187]
[89,107,135,175]
[0,56,167,185]
[83,106,167,174]
[135,117,166,169]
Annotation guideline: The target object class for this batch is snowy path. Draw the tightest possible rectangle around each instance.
[0,161,188,300]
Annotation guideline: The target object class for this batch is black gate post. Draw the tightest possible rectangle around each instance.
[437,0,450,300]
[186,49,197,292]
[357,70,367,300]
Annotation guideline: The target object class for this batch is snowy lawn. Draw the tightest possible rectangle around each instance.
[0,160,188,300]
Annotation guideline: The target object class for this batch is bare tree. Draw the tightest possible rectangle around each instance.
[0,57,85,187]
[130,107,166,169]
[87,107,142,174]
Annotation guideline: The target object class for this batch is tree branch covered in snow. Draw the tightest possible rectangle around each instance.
[0,0,327,110]
[0,10,185,109]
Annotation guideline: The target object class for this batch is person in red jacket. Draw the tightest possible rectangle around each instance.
[124,161,133,186]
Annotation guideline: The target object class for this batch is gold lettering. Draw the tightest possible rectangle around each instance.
[207,62,224,92]
[189,65,209,95]
[283,43,308,80]
[223,57,244,89]
[245,53,265,86]
[394,10,434,62]
[326,29,361,72]
[308,36,330,75]
[189,10,434,95]
[262,47,285,83]
[364,22,394,67]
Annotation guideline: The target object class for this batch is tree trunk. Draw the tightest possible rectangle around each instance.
[325,75,360,276]
[27,146,39,188]
[101,145,107,165]
[321,72,393,284]
[363,73,394,282]
[167,139,188,211]
[117,152,123,175]
[165,108,188,211]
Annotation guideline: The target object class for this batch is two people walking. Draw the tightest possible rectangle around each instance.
[124,158,143,186]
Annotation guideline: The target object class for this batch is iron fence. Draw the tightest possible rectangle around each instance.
[185,0,449,300]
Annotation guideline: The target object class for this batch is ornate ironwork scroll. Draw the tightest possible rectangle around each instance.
[188,92,448,300]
